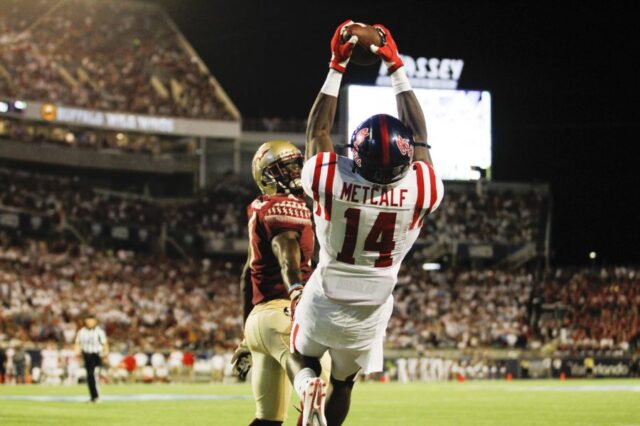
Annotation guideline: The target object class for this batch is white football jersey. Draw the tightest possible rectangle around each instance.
[301,152,444,305]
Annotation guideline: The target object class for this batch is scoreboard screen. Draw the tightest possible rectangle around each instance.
[345,85,492,180]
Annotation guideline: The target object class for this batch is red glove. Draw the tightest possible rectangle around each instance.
[370,24,404,73]
[330,19,358,73]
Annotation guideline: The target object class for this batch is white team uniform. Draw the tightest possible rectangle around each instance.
[293,152,444,379]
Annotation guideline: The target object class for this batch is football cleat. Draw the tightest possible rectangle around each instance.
[300,377,327,426]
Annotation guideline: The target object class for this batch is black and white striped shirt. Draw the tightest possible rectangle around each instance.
[75,326,107,354]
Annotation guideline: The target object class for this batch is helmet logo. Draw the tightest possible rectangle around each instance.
[395,135,414,159]
[256,148,270,161]
[353,127,369,167]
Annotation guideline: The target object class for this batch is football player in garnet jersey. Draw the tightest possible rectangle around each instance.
[287,21,445,426]
[232,140,315,426]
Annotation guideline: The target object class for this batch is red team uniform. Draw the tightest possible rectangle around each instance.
[247,194,315,305]
[242,190,318,422]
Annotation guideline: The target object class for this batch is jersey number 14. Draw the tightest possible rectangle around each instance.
[336,208,396,267]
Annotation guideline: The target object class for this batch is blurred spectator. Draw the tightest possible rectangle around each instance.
[12,342,28,384]
[182,350,195,382]
[0,344,6,383]
[123,353,137,382]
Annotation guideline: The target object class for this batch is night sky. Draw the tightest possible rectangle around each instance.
[144,0,638,265]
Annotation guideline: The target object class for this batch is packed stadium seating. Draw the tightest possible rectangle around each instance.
[0,169,547,253]
[1,238,637,358]
[0,239,243,353]
[0,168,253,241]
[390,266,639,355]
[537,267,639,355]
[0,0,234,120]
[421,182,546,246]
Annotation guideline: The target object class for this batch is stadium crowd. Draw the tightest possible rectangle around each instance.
[0,169,545,247]
[389,268,532,351]
[390,266,640,355]
[537,267,640,355]
[1,238,637,359]
[0,0,234,120]
[424,185,545,245]
[0,239,243,353]
[0,168,253,240]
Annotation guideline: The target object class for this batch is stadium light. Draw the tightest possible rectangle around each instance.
[14,100,27,110]
[0,101,8,113]
[589,251,597,260]
[422,263,442,271]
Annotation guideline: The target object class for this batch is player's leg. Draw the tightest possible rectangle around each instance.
[245,300,293,424]
[83,353,98,401]
[324,349,362,425]
[249,351,289,425]
[258,299,333,425]
[326,373,358,426]
[288,322,330,426]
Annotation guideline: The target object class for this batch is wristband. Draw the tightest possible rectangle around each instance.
[320,69,343,97]
[288,283,304,295]
[390,67,412,95]
[413,142,432,149]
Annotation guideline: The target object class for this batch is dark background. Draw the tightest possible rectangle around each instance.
[144,0,638,265]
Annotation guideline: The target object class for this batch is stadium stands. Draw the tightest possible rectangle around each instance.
[0,0,235,120]
[0,168,252,246]
[0,239,243,353]
[1,238,637,356]
[390,266,639,355]
[0,169,547,257]
[422,183,546,246]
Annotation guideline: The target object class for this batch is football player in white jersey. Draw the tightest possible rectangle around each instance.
[286,21,444,425]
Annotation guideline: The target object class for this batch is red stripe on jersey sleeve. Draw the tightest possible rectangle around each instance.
[323,152,337,220]
[410,162,425,230]
[311,153,324,216]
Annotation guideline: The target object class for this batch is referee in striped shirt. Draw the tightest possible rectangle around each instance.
[75,316,109,402]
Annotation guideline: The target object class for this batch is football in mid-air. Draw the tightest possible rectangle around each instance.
[341,22,383,66]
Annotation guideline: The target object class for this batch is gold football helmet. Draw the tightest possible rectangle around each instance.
[252,140,304,195]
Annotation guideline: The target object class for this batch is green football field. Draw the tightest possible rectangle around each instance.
[1,380,639,425]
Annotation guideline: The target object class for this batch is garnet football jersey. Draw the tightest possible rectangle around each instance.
[247,194,314,305]
[301,152,444,305]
